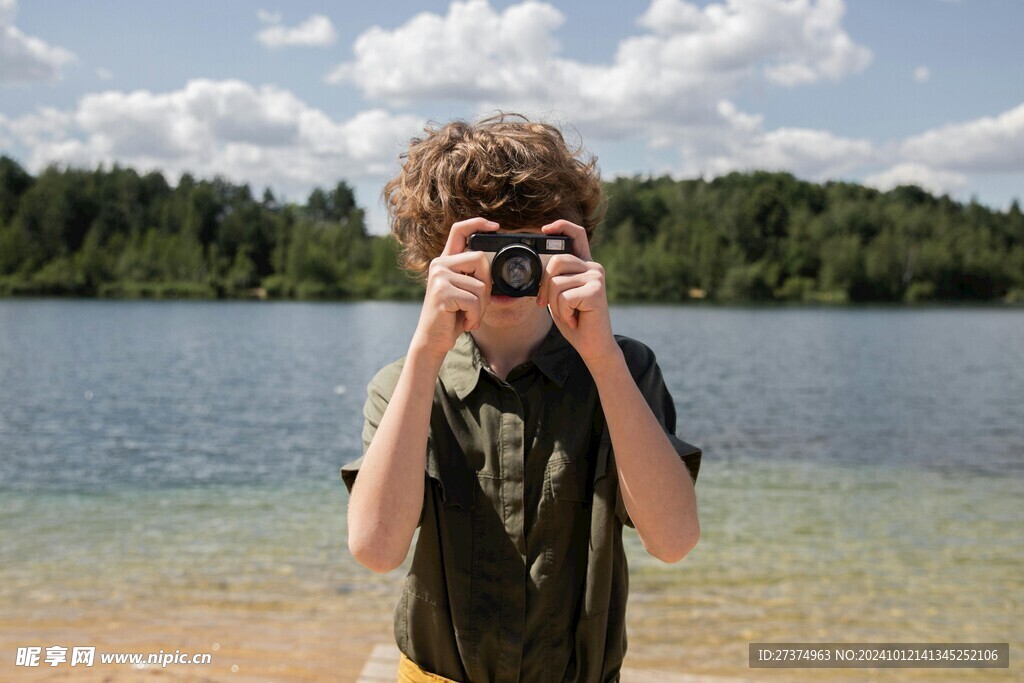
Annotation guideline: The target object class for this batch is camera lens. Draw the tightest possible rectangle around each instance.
[501,255,535,290]
[491,243,542,296]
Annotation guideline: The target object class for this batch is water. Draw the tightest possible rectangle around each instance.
[0,300,1021,680]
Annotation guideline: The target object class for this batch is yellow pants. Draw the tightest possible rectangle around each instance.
[397,651,460,683]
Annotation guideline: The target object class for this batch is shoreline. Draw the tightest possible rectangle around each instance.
[1,293,1023,308]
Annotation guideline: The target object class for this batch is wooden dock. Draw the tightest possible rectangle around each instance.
[355,643,751,682]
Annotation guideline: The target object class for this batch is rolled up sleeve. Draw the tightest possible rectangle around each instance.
[340,359,430,528]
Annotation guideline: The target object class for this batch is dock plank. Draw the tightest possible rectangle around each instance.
[355,643,750,682]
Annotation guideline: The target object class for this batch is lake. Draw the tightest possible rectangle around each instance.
[0,300,1021,681]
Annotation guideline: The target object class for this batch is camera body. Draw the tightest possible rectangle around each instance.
[467,232,573,297]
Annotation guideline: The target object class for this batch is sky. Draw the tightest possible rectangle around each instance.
[1,0,1022,234]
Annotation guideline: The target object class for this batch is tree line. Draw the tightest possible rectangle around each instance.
[1,156,1021,303]
[597,173,1023,303]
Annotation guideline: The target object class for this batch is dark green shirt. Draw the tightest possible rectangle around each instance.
[341,322,701,683]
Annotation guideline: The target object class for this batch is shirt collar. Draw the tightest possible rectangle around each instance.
[439,318,577,400]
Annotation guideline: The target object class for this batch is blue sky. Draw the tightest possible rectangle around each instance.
[2,0,1022,233]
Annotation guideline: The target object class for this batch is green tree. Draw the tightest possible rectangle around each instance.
[0,156,34,224]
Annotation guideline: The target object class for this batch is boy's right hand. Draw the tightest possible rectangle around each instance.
[410,217,497,360]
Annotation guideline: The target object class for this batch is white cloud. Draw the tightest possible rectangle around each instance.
[256,13,337,48]
[716,99,763,133]
[693,103,877,179]
[96,67,113,81]
[638,0,873,90]
[323,0,878,186]
[326,0,565,102]
[913,65,930,83]
[900,102,1024,173]
[3,104,72,143]
[257,9,282,24]
[0,0,76,84]
[328,0,871,138]
[0,79,423,198]
[864,162,968,195]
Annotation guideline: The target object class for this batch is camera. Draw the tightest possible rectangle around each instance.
[467,233,572,297]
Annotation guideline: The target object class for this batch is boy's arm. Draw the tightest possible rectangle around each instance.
[587,348,700,563]
[346,349,442,573]
[538,219,699,563]
[345,218,495,573]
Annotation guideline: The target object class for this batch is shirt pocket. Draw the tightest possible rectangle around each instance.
[548,427,612,504]
[425,436,477,511]
[548,453,596,506]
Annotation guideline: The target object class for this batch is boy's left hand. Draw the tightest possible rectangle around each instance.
[537,220,619,366]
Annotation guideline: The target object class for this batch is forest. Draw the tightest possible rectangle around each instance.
[1,155,1022,304]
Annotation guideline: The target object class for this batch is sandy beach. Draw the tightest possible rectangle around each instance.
[0,602,386,682]
[3,594,1014,682]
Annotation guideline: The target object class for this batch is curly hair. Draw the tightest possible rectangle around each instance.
[382,112,605,276]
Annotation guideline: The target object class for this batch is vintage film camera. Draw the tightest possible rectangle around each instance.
[467,233,573,297]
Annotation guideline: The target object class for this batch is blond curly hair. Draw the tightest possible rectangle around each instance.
[382,112,605,276]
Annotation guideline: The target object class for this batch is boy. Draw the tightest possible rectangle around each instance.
[341,113,701,683]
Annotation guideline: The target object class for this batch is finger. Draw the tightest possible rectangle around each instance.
[447,273,490,328]
[554,285,580,330]
[537,263,548,308]
[545,274,584,326]
[430,254,491,328]
[538,256,589,307]
[438,274,488,328]
[538,255,577,307]
[437,285,485,332]
[557,280,602,330]
[541,220,592,260]
[549,272,601,321]
[550,291,578,330]
[435,250,492,285]
[448,272,489,302]
[462,298,486,332]
[442,217,500,257]
[437,285,478,315]
[545,253,588,277]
